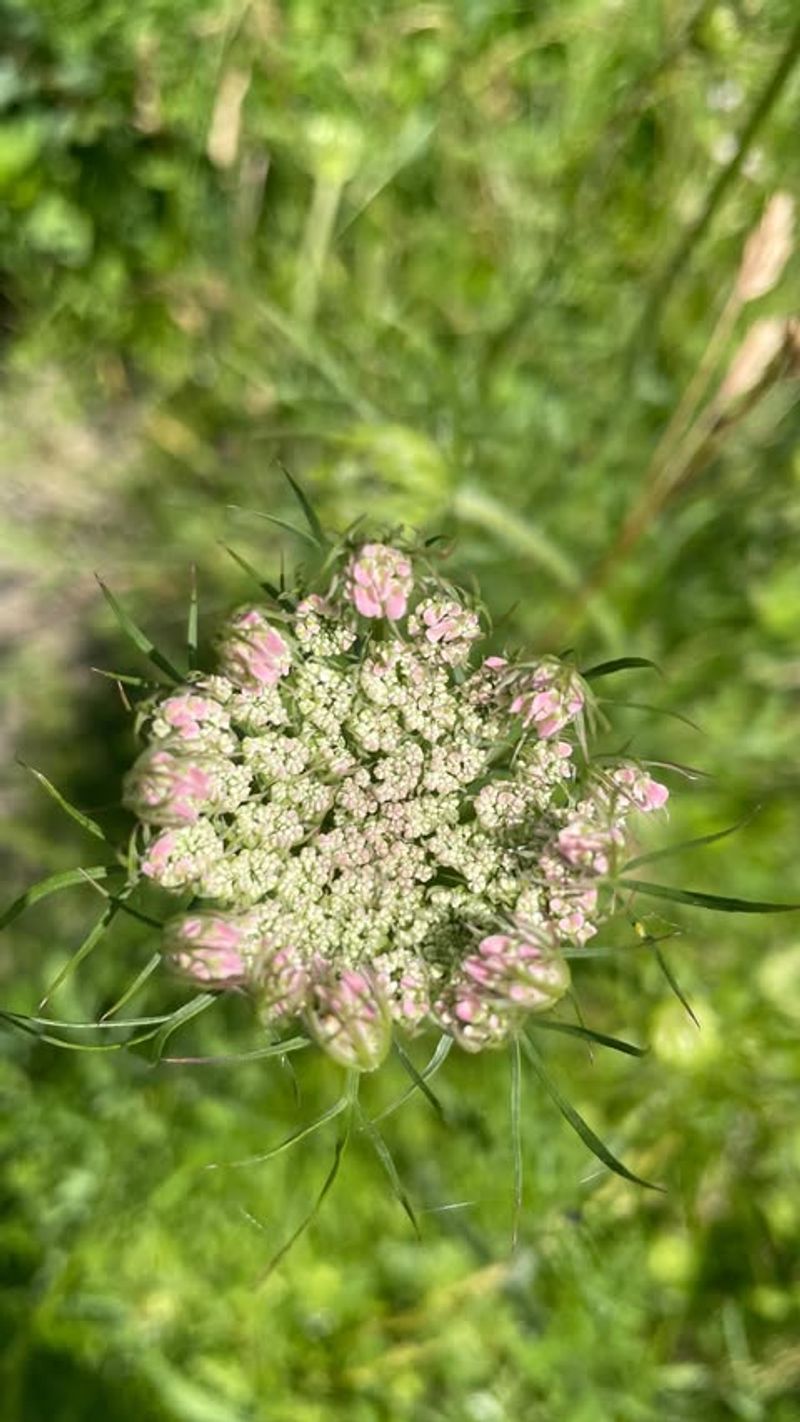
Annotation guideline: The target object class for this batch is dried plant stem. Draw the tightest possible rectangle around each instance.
[293,175,344,327]
[631,15,800,355]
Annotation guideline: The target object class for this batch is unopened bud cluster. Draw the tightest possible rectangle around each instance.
[123,539,668,1069]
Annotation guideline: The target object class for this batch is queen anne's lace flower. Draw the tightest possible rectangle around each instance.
[126,538,668,1069]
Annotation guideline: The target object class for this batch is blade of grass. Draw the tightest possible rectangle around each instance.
[622,813,757,872]
[207,1094,350,1170]
[218,542,282,600]
[1,864,124,933]
[372,1034,453,1124]
[149,993,216,1062]
[521,1034,662,1191]
[530,1019,648,1057]
[227,504,319,549]
[18,762,111,843]
[599,698,704,733]
[187,565,199,671]
[257,1071,360,1284]
[163,1037,310,1066]
[100,952,161,1021]
[96,577,184,682]
[392,1038,448,1123]
[510,1035,523,1250]
[279,464,328,547]
[91,667,167,689]
[618,878,800,913]
[650,941,700,1027]
[39,900,121,1008]
[357,1105,420,1238]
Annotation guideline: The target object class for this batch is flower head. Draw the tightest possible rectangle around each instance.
[217,608,291,689]
[123,534,669,1066]
[162,911,252,986]
[304,963,392,1071]
[345,543,413,620]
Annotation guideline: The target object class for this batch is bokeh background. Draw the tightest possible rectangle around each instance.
[2,2,800,1418]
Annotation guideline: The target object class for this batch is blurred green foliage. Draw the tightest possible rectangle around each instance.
[1,1,800,1419]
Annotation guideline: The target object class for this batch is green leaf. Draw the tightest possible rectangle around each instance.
[18,760,110,843]
[582,657,660,681]
[357,1105,420,1237]
[622,813,756,872]
[521,1035,662,1191]
[227,504,319,549]
[279,463,328,547]
[617,878,800,914]
[96,577,184,682]
[0,864,124,932]
[530,1019,648,1057]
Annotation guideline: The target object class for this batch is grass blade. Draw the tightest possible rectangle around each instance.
[510,1036,523,1250]
[208,1094,350,1170]
[582,657,660,681]
[18,762,111,843]
[187,565,199,671]
[149,993,216,1061]
[218,543,282,599]
[600,698,704,733]
[0,1010,168,1054]
[357,1105,420,1237]
[392,1038,448,1122]
[521,1034,661,1191]
[258,1117,353,1284]
[39,900,121,1008]
[96,577,184,682]
[163,1037,310,1066]
[372,1034,453,1124]
[530,1019,648,1057]
[279,464,328,547]
[1,864,124,932]
[227,505,319,549]
[622,813,756,872]
[617,877,800,914]
[100,952,161,1021]
[257,1071,360,1283]
[651,942,700,1027]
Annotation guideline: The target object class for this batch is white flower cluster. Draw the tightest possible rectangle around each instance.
[123,540,668,1068]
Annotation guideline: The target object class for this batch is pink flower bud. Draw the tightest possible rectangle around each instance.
[345,544,413,620]
[509,660,586,738]
[612,764,669,812]
[217,608,291,689]
[152,691,232,747]
[123,747,217,826]
[556,820,620,875]
[304,962,392,1071]
[162,912,250,986]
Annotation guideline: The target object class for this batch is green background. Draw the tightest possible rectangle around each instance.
[1,2,799,1418]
